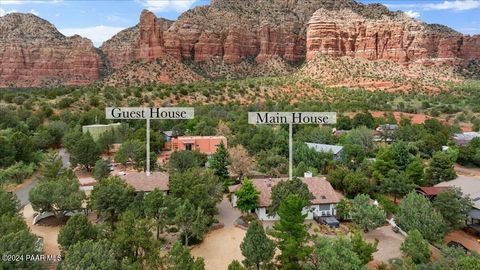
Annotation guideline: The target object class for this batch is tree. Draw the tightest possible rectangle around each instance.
[271,195,311,270]
[391,141,412,170]
[92,159,111,180]
[174,200,210,246]
[351,230,378,265]
[304,236,367,270]
[380,170,415,203]
[269,177,314,215]
[114,139,147,169]
[29,170,85,218]
[345,127,374,154]
[0,215,28,236]
[229,145,256,180]
[235,179,259,213]
[169,150,207,172]
[59,240,119,270]
[38,151,65,181]
[0,230,43,270]
[0,188,20,217]
[350,194,386,232]
[433,188,473,231]
[344,171,372,198]
[113,211,160,267]
[58,214,96,251]
[70,132,100,170]
[405,157,425,186]
[62,128,82,153]
[169,168,222,218]
[240,221,275,270]
[228,260,246,270]
[144,189,177,240]
[401,229,431,264]
[425,151,457,186]
[209,141,230,180]
[336,198,352,221]
[258,148,288,177]
[395,192,446,242]
[97,129,116,154]
[89,176,135,230]
[167,241,205,270]
[342,143,366,169]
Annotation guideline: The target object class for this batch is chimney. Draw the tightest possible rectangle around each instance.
[304,171,313,178]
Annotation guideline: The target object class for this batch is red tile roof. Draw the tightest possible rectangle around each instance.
[120,172,169,192]
[418,186,450,196]
[251,177,340,207]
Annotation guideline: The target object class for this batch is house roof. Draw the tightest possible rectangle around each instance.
[453,132,480,141]
[78,177,97,187]
[417,186,450,196]
[436,176,480,209]
[251,177,340,207]
[162,131,173,137]
[305,143,343,155]
[120,172,169,192]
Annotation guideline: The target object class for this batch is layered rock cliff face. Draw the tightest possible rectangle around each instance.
[101,0,397,69]
[0,13,101,88]
[306,9,480,65]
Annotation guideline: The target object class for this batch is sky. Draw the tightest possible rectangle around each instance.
[0,0,479,47]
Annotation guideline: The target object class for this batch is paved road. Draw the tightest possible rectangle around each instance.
[14,148,71,207]
[216,195,241,227]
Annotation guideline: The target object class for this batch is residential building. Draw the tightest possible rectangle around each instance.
[82,123,121,141]
[435,176,480,227]
[120,171,169,193]
[232,176,340,221]
[305,142,344,160]
[417,186,450,200]
[453,132,480,146]
[167,136,227,156]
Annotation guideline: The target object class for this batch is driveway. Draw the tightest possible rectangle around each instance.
[191,196,245,270]
[365,225,405,262]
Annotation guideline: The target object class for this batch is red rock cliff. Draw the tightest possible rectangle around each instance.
[0,13,101,88]
[306,9,480,65]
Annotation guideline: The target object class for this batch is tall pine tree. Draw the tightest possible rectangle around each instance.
[240,221,275,270]
[210,141,230,180]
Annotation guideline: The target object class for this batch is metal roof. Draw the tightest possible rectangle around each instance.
[306,143,344,155]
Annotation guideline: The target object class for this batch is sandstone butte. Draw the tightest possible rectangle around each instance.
[0,0,479,88]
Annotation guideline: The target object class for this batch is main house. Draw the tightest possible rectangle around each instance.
[120,171,169,193]
[232,176,340,221]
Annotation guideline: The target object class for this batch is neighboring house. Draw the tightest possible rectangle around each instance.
[168,136,227,156]
[82,123,122,141]
[453,132,480,146]
[416,186,450,201]
[162,131,174,142]
[435,176,480,226]
[232,176,340,221]
[78,177,97,191]
[305,142,344,160]
[374,124,398,142]
[376,124,398,132]
[120,171,169,193]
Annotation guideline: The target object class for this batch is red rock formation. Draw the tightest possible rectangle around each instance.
[137,10,166,61]
[306,9,480,65]
[0,13,101,88]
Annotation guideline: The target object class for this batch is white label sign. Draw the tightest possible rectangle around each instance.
[106,107,194,120]
[248,112,336,125]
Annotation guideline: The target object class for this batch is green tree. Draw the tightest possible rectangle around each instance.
[0,230,43,270]
[425,151,457,186]
[381,170,415,203]
[395,192,446,242]
[342,144,366,169]
[58,215,96,252]
[0,188,20,217]
[29,170,85,218]
[144,189,177,240]
[70,132,100,170]
[114,139,147,169]
[391,141,412,170]
[169,168,222,218]
[240,221,275,270]
[0,215,28,236]
[271,195,311,270]
[62,128,82,153]
[59,240,119,270]
[174,200,210,246]
[209,141,230,180]
[405,157,425,186]
[401,229,431,264]
[113,211,160,267]
[89,176,135,230]
[169,150,207,172]
[92,159,111,180]
[38,151,65,181]
[228,260,246,270]
[167,241,205,270]
[350,194,386,232]
[351,230,378,265]
[336,198,352,221]
[269,177,314,214]
[304,236,367,270]
[432,188,473,231]
[235,179,259,213]
[344,171,372,198]
[97,129,116,154]
[345,127,374,154]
